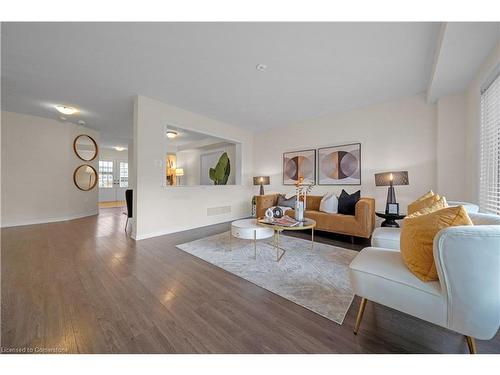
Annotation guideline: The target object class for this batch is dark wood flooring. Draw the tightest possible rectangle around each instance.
[2,208,499,354]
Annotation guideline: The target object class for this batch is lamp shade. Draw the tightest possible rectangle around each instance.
[253,176,270,185]
[175,168,184,177]
[374,171,409,186]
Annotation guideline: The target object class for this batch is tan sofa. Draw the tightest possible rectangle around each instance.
[256,194,375,239]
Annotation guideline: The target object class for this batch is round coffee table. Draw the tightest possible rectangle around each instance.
[258,218,316,262]
[230,219,274,259]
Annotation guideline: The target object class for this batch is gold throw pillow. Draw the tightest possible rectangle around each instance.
[408,192,440,215]
[407,196,448,218]
[400,205,473,281]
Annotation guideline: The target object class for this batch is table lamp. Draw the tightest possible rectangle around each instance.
[253,176,270,195]
[175,168,184,186]
[374,171,409,213]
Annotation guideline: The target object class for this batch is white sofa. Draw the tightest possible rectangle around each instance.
[372,200,480,249]
[349,212,500,353]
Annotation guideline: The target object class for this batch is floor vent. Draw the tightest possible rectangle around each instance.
[207,206,231,216]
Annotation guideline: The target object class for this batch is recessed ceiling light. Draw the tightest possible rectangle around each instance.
[77,120,86,125]
[166,130,178,139]
[59,116,67,121]
[114,146,126,152]
[256,64,267,71]
[55,105,78,115]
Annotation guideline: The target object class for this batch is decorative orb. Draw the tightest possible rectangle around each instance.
[273,207,284,218]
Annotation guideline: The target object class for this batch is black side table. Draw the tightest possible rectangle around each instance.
[375,212,406,228]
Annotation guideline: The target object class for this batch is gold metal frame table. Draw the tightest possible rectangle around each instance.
[257,218,316,262]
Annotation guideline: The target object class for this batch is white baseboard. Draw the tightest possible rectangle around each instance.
[133,215,249,241]
[1,209,99,228]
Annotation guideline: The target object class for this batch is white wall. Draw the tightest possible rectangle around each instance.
[133,95,253,240]
[253,94,437,212]
[465,41,500,204]
[176,142,236,186]
[100,147,128,161]
[436,93,467,200]
[127,141,134,191]
[176,148,201,186]
[1,111,99,227]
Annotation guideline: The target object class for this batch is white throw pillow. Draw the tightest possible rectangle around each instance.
[319,193,338,214]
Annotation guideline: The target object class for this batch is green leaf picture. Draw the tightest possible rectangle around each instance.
[209,152,231,185]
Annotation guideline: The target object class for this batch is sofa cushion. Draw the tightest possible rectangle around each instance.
[319,193,338,214]
[401,205,473,282]
[338,189,360,215]
[349,247,446,327]
[285,197,375,238]
[304,210,358,233]
[448,201,479,214]
[408,192,441,215]
[371,227,401,250]
[407,196,448,218]
[277,194,297,208]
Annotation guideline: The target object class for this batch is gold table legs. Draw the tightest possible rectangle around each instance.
[230,225,316,262]
[466,336,477,354]
[274,230,286,262]
[254,230,257,259]
[353,297,367,334]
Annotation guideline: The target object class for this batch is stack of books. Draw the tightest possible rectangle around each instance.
[262,216,300,227]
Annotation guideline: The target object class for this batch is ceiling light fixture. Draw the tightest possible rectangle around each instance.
[55,105,78,115]
[256,64,267,71]
[166,130,178,139]
[77,120,86,126]
[114,146,126,152]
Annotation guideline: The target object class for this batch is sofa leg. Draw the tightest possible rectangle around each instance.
[350,236,355,244]
[465,336,477,354]
[353,298,367,335]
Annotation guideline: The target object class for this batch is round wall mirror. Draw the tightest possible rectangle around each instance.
[73,164,98,191]
[73,134,98,161]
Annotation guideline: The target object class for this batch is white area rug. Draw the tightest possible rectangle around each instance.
[177,231,358,324]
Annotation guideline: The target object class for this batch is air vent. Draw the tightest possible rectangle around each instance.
[207,206,231,216]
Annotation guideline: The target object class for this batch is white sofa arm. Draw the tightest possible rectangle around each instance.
[447,201,479,213]
[433,225,500,339]
[371,227,401,250]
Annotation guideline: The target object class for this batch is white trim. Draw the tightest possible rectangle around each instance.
[1,209,99,228]
[133,215,249,241]
[480,63,500,94]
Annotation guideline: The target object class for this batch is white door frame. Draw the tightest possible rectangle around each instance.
[98,159,128,202]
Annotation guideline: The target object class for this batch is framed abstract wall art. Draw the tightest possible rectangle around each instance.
[282,149,316,185]
[318,143,361,185]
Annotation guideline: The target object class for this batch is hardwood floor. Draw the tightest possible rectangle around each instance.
[2,208,499,354]
[98,201,126,209]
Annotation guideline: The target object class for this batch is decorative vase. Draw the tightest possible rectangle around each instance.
[294,201,304,222]
[265,208,274,221]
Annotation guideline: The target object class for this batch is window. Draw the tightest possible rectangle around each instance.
[98,161,113,188]
[479,69,500,215]
[119,162,128,188]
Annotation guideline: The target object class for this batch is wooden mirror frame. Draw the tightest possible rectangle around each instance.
[73,134,99,161]
[73,164,98,191]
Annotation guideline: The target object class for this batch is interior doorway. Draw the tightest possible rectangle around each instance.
[98,159,128,207]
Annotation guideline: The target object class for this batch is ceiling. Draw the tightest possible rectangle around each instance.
[2,22,448,145]
[166,125,219,148]
[427,22,500,102]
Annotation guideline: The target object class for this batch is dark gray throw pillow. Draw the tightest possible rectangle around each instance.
[277,194,297,208]
[338,189,360,215]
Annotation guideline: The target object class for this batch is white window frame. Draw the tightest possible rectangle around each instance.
[99,160,114,189]
[479,64,500,215]
[119,161,129,188]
